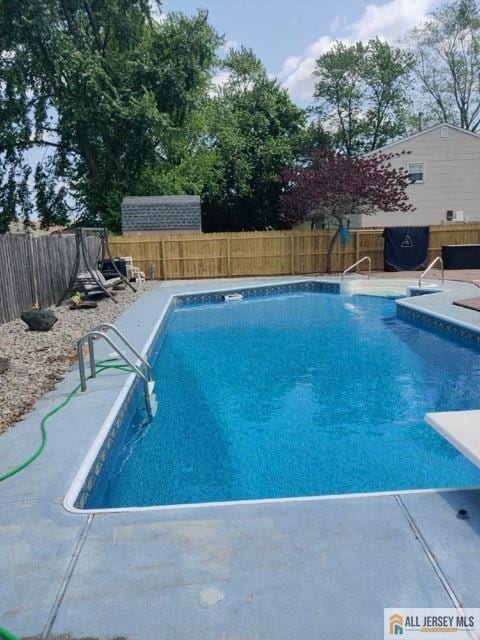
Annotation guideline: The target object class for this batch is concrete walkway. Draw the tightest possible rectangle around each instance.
[1,276,480,640]
[373,268,480,284]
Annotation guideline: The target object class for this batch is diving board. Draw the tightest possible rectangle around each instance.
[426,411,480,469]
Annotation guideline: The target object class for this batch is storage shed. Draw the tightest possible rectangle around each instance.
[121,196,202,234]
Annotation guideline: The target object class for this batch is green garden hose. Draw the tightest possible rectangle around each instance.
[0,358,132,483]
[0,626,20,640]
[0,359,134,639]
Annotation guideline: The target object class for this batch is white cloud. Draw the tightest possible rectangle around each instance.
[149,1,166,23]
[330,14,347,34]
[348,0,435,41]
[280,55,302,77]
[209,70,231,97]
[278,0,438,102]
[279,36,337,101]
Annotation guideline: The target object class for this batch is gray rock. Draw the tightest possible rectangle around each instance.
[0,356,9,374]
[21,309,58,332]
[1,281,152,435]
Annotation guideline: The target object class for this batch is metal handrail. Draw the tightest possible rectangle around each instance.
[77,330,153,420]
[341,256,372,281]
[90,322,152,381]
[418,257,444,288]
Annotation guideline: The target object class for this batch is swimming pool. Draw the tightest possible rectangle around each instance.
[82,290,480,509]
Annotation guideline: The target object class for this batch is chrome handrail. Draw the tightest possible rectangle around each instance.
[341,256,372,281]
[418,257,444,288]
[90,322,152,381]
[77,330,153,420]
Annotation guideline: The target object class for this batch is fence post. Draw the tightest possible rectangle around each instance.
[226,236,231,276]
[25,232,39,308]
[161,238,166,280]
[355,231,360,264]
[290,235,295,275]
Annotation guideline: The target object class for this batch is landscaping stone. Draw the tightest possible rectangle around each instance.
[0,282,155,434]
[21,309,58,332]
[0,356,9,374]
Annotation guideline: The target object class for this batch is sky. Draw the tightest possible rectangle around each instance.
[162,0,441,104]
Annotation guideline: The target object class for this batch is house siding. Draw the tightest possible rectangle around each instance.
[355,125,480,228]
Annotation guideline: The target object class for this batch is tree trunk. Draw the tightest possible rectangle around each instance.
[326,224,342,274]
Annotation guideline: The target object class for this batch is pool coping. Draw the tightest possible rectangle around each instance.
[63,275,480,515]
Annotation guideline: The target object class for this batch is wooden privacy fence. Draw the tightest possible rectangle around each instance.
[0,233,99,324]
[109,224,480,280]
[2,224,480,324]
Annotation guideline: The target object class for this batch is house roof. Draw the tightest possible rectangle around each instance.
[364,122,480,157]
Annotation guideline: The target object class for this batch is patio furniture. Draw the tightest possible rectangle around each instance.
[76,269,123,298]
[117,255,146,282]
[58,227,136,305]
[442,244,480,269]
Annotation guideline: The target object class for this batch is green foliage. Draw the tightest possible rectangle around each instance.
[314,38,414,155]
[10,2,478,235]
[34,164,70,229]
[408,0,480,131]
[0,1,220,232]
[135,47,306,231]
[201,48,306,231]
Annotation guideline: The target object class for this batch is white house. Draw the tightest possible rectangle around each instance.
[352,123,480,228]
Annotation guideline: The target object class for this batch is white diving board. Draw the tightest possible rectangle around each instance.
[426,411,480,469]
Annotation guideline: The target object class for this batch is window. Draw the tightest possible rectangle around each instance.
[407,162,425,183]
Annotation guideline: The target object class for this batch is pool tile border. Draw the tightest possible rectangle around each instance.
[175,280,340,306]
[75,376,143,508]
[396,303,480,346]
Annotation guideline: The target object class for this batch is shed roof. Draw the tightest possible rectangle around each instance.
[122,195,201,206]
[121,195,202,232]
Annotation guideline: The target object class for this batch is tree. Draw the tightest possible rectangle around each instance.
[408,0,480,131]
[200,48,306,231]
[313,39,414,155]
[280,149,414,272]
[116,46,307,232]
[34,164,71,229]
[0,2,220,232]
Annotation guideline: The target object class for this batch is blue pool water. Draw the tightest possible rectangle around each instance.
[85,292,480,508]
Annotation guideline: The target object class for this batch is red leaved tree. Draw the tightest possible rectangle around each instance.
[280,149,415,272]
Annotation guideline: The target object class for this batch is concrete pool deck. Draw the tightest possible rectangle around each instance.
[2,275,480,640]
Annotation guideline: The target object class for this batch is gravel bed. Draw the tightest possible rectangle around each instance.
[0,282,157,435]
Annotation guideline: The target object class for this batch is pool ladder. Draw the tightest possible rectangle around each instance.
[342,256,372,280]
[76,322,157,420]
[418,256,445,288]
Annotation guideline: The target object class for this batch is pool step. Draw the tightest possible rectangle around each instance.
[149,390,158,418]
[147,380,158,418]
[341,278,443,298]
